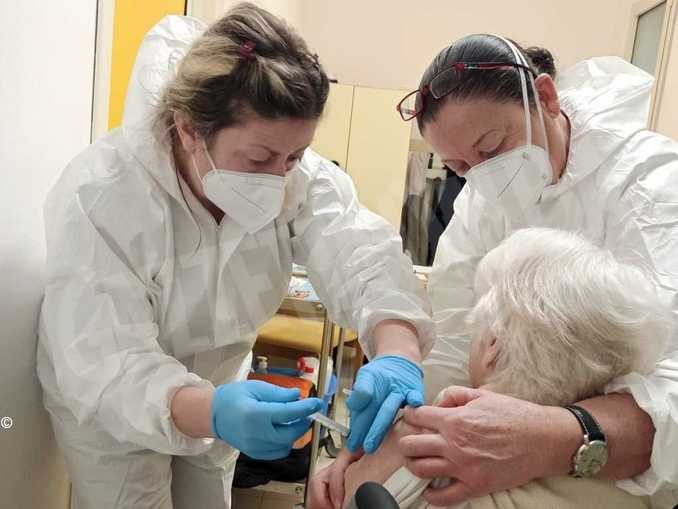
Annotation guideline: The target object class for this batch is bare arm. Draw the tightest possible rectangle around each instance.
[373,319,423,363]
[343,419,427,508]
[551,393,653,480]
[170,386,215,438]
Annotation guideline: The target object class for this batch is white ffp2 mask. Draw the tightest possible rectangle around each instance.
[465,144,552,215]
[465,36,554,218]
[193,141,285,233]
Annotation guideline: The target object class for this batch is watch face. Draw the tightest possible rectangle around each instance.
[575,440,608,477]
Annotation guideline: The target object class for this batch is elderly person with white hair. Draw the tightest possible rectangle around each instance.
[310,227,670,509]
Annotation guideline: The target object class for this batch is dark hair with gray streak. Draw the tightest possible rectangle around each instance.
[416,34,556,132]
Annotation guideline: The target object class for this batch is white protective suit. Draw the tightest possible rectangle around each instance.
[424,56,678,508]
[36,16,434,509]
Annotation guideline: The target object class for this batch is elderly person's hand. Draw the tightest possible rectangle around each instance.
[307,448,363,509]
[400,386,584,506]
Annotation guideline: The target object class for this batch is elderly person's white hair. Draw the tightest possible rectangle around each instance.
[467,227,671,406]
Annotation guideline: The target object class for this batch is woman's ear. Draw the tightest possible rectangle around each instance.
[535,74,561,119]
[174,111,199,153]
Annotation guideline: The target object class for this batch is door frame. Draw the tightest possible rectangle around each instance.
[625,0,677,129]
[91,0,115,142]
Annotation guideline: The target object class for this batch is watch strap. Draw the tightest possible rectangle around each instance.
[564,405,605,442]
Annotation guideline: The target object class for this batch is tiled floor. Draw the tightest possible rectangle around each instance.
[231,346,355,509]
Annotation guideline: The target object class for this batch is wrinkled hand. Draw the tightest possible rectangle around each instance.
[346,355,424,453]
[400,386,571,506]
[211,380,322,460]
[307,448,364,509]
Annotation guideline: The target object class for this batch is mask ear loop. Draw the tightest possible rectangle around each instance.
[191,153,203,183]
[495,35,532,147]
[185,138,217,256]
[176,150,204,256]
[496,36,550,163]
[201,139,218,172]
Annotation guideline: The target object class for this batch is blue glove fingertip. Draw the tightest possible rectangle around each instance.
[300,397,322,416]
[311,397,324,411]
[346,431,360,453]
[406,390,424,408]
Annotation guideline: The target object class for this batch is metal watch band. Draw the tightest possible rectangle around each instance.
[564,405,605,442]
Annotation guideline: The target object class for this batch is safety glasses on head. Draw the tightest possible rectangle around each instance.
[400,36,553,219]
[396,61,536,122]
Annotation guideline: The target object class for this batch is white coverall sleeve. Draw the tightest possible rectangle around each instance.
[40,193,214,456]
[421,188,501,403]
[604,161,678,497]
[290,160,435,360]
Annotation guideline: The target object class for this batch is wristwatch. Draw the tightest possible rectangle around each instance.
[564,405,608,478]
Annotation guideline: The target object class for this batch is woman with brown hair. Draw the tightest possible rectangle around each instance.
[37,4,434,508]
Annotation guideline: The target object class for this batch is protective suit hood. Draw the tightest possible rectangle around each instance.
[545,56,653,201]
[122,15,207,204]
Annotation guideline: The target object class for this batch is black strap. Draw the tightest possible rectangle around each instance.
[564,405,605,442]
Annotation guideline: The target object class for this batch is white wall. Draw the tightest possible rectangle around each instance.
[193,0,636,90]
[190,0,304,31]
[298,0,637,90]
[0,1,97,507]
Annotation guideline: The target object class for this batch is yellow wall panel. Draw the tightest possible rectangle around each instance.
[108,0,186,129]
[310,83,354,168]
[345,87,411,229]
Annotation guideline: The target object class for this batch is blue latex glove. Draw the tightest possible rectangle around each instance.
[211,380,322,460]
[346,355,424,454]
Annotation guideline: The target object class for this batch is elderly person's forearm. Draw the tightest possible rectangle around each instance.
[547,393,653,479]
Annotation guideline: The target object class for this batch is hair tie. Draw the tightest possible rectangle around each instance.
[238,41,256,60]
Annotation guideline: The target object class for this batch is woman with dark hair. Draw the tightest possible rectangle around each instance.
[311,34,678,509]
[37,4,434,508]
[403,34,678,508]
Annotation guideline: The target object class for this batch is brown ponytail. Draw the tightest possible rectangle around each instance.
[525,46,557,78]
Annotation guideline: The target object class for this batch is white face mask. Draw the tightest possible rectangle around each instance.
[192,140,285,233]
[464,144,552,216]
[464,37,553,218]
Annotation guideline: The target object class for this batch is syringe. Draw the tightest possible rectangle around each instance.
[309,412,349,437]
